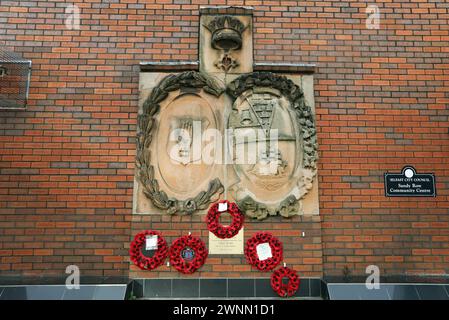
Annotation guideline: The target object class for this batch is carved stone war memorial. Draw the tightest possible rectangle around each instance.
[131,7,320,298]
[135,10,318,220]
[0,1,448,301]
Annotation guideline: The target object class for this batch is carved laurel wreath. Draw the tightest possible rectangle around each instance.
[226,72,318,220]
[136,71,225,215]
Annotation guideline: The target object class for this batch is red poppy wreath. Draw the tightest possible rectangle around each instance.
[244,232,283,272]
[169,234,208,274]
[271,266,300,297]
[129,230,168,271]
[206,200,244,239]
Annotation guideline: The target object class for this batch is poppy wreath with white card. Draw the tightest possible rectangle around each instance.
[244,232,283,271]
[206,200,244,239]
[169,234,208,274]
[270,266,300,297]
[129,230,168,271]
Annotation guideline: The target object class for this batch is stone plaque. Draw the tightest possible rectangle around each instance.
[134,7,319,220]
[200,14,253,76]
[135,72,225,215]
[226,73,318,220]
[208,228,244,255]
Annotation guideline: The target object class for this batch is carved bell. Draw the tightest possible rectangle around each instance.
[240,109,253,125]
[205,15,247,51]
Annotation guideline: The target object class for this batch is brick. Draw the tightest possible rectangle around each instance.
[0,0,447,281]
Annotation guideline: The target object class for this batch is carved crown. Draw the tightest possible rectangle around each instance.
[204,15,247,51]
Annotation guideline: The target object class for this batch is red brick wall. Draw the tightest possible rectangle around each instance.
[0,0,448,279]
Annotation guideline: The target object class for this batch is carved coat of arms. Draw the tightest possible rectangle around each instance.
[135,11,318,220]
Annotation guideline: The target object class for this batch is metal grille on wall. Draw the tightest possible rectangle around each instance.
[0,47,32,110]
